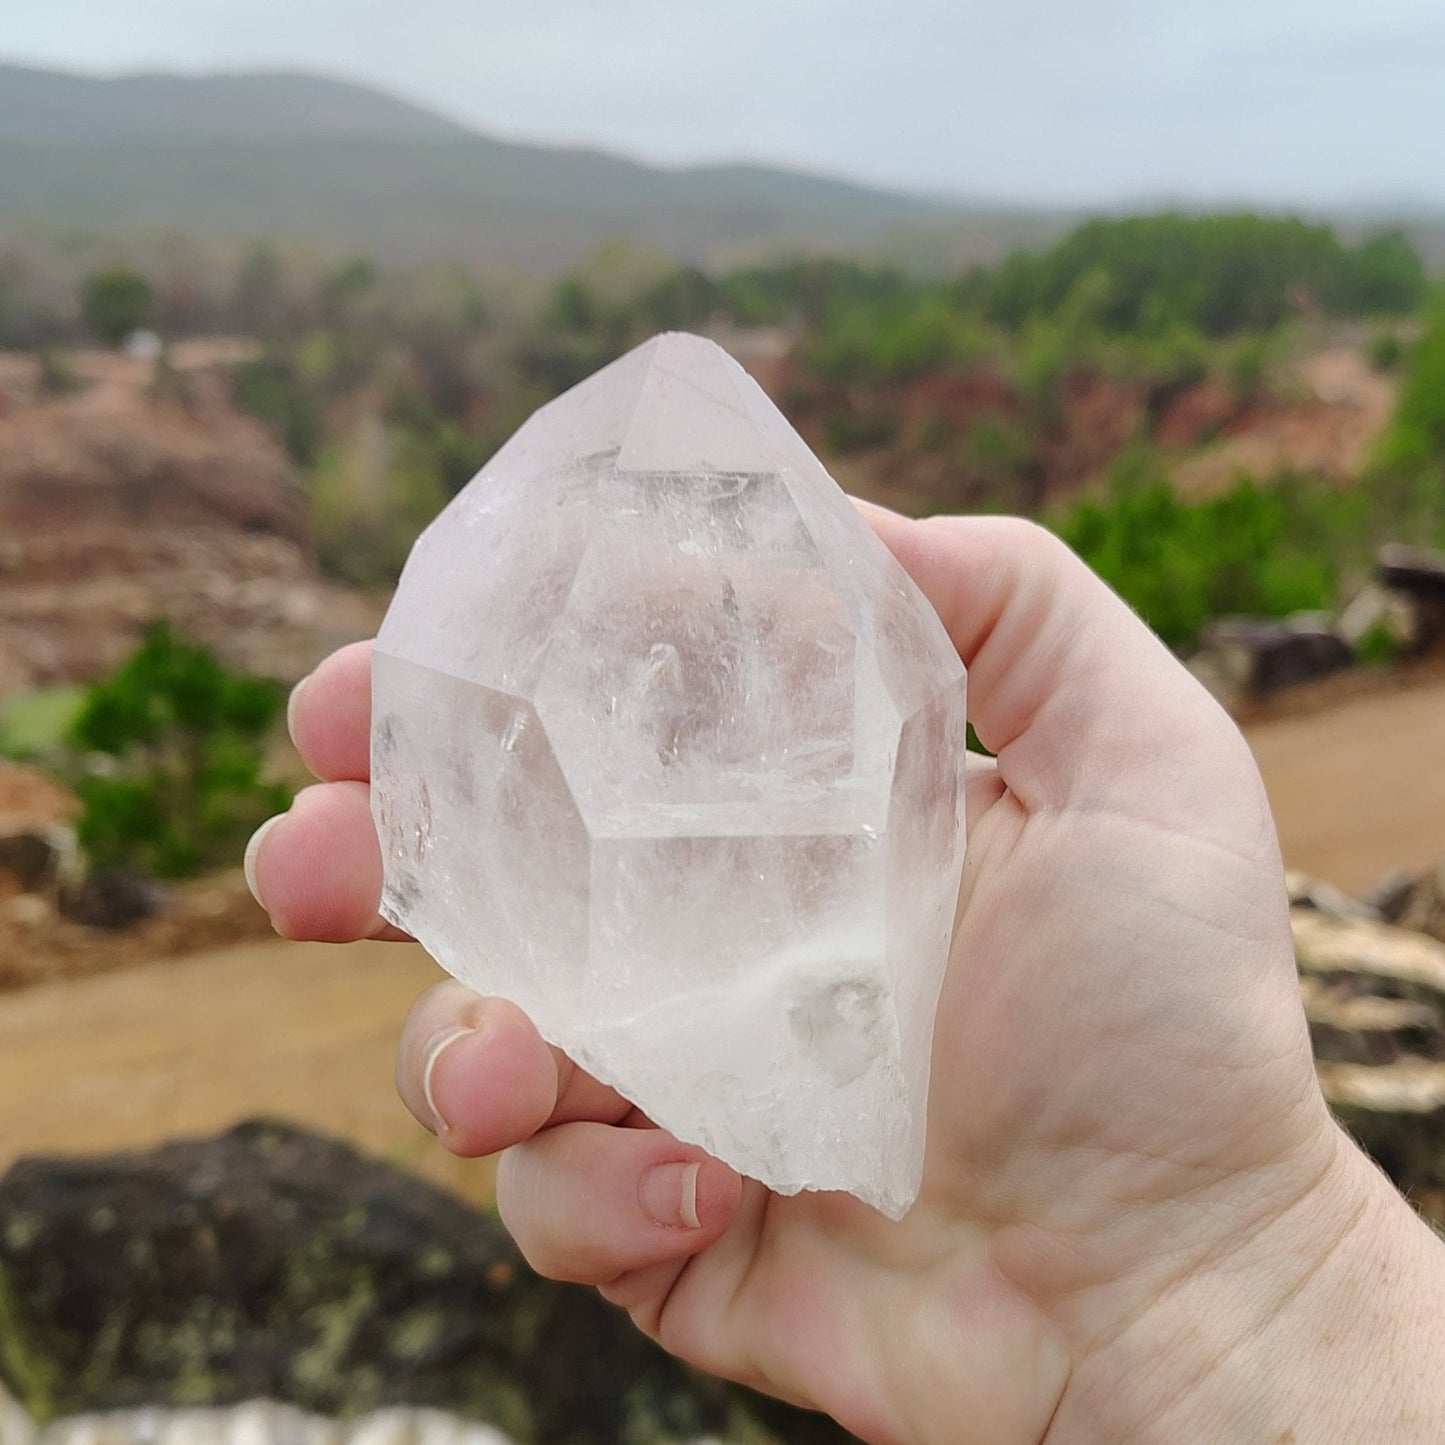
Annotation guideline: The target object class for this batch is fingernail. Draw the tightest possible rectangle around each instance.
[640,1161,702,1230]
[421,1027,473,1134]
[243,815,284,905]
[287,673,311,741]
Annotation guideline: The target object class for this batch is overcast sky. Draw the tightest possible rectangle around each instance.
[6,0,1443,207]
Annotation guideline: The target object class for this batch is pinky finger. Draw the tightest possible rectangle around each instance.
[497,1122,741,1286]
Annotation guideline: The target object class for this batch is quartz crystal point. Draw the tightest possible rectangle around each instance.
[371,333,967,1218]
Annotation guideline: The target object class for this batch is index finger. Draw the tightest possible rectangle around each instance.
[289,640,373,782]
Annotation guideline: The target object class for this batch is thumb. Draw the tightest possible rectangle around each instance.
[861,506,1263,831]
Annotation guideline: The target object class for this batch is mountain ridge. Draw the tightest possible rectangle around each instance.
[1,60,1439,273]
[0,61,473,143]
[0,60,1012,270]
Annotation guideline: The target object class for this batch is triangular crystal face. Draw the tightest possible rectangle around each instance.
[372,333,968,1218]
[617,333,780,473]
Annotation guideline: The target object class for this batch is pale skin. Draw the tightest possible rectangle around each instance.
[247,508,1445,1444]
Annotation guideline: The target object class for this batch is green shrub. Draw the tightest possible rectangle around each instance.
[1054,469,1341,650]
[1355,622,1399,669]
[79,268,156,347]
[66,623,289,878]
[1376,302,1445,477]
[234,352,322,466]
[1368,331,1405,372]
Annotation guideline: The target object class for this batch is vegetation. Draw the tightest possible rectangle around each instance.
[1376,298,1445,482]
[1054,466,1347,649]
[234,353,322,466]
[0,687,86,760]
[985,214,1425,336]
[65,625,289,878]
[6,210,1444,656]
[79,267,156,346]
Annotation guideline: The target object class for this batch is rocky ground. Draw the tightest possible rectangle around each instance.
[0,344,381,695]
[799,325,1401,518]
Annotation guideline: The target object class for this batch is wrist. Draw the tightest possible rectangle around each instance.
[1051,1126,1445,1443]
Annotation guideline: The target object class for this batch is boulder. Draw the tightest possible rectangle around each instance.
[0,1120,851,1444]
[1375,543,1445,651]
[1393,856,1445,946]
[0,827,76,900]
[1336,581,1420,656]
[1285,870,1381,924]
[0,761,81,901]
[0,1385,518,1445]
[1195,615,1351,696]
[1294,907,1445,1214]
[59,868,167,930]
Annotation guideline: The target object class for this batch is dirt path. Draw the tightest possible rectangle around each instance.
[0,678,1439,1189]
[1244,675,1445,894]
[0,935,496,1202]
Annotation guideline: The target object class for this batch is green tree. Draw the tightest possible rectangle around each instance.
[983,214,1424,337]
[79,268,156,347]
[234,352,322,466]
[67,623,289,878]
[1055,467,1340,650]
[1377,299,1445,476]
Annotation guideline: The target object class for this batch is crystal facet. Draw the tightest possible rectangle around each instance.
[371,333,967,1218]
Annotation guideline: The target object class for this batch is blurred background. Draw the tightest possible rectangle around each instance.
[0,3,1443,1441]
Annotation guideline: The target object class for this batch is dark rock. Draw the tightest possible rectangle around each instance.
[1376,543,1445,598]
[60,869,167,929]
[1375,544,1445,650]
[0,830,70,897]
[1197,615,1352,694]
[0,1120,853,1443]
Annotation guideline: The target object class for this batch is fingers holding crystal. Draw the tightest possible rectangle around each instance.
[244,781,409,942]
[288,640,374,783]
[396,982,639,1155]
[496,1122,743,1285]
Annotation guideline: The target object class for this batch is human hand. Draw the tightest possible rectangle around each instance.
[248,508,1445,1443]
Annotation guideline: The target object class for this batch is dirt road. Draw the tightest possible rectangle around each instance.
[0,677,1439,1187]
[1247,675,1445,894]
[0,934,496,1202]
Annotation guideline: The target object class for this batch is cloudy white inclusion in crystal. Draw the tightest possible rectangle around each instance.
[371,332,967,1218]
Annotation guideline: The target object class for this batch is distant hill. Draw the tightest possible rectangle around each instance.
[0,63,471,143]
[0,62,1048,272]
[5,62,1435,276]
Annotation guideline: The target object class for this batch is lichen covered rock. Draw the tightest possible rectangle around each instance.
[0,1121,850,1442]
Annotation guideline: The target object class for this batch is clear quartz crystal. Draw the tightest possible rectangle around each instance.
[371,332,967,1218]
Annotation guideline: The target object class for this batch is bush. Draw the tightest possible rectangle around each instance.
[80,268,156,347]
[66,623,289,878]
[234,352,322,466]
[1054,469,1341,650]
[1376,302,1445,477]
[1368,331,1405,372]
